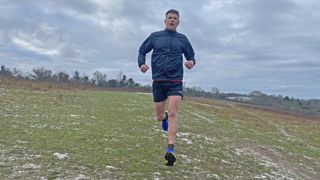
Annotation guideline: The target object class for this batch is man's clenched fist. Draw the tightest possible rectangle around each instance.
[185,60,194,69]
[140,64,149,73]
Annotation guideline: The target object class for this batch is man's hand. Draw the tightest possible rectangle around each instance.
[140,64,149,73]
[185,60,194,69]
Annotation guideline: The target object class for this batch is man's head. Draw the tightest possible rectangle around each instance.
[165,9,179,31]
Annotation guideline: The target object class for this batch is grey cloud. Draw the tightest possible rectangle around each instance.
[51,0,98,14]
[0,0,319,99]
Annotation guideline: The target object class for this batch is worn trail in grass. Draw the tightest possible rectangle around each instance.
[0,86,319,179]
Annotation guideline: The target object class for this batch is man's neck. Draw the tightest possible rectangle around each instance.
[165,28,177,32]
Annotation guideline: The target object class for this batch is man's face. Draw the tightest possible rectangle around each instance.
[165,13,179,31]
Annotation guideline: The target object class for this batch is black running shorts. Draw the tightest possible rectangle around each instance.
[152,81,183,102]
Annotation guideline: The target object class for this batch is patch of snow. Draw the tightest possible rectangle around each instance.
[153,172,161,176]
[177,132,191,137]
[53,153,68,160]
[253,174,268,179]
[153,171,161,179]
[303,156,314,160]
[22,163,41,169]
[75,174,87,180]
[274,146,286,150]
[30,124,48,128]
[72,122,80,125]
[278,128,297,141]
[208,174,220,179]
[191,101,222,109]
[221,159,232,165]
[23,154,42,161]
[16,140,28,144]
[179,154,193,163]
[106,165,120,171]
[203,136,217,143]
[162,133,167,138]
[242,146,301,179]
[188,112,215,123]
[233,148,244,156]
[181,138,193,144]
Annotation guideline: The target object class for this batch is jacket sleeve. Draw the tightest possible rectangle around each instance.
[183,37,196,65]
[138,34,153,68]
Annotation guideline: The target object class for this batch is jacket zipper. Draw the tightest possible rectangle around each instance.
[165,33,171,76]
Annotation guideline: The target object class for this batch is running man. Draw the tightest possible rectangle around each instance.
[138,9,196,166]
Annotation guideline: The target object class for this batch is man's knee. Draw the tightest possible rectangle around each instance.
[155,110,165,121]
[156,114,163,121]
[155,101,166,121]
[168,111,178,119]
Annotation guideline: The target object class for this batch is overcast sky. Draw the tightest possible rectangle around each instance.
[1,0,319,99]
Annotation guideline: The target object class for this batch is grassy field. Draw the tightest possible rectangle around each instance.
[1,80,320,179]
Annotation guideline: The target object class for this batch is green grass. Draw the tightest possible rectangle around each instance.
[0,82,320,179]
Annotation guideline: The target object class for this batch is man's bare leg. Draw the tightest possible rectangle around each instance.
[164,95,181,166]
[155,100,166,122]
[167,96,181,145]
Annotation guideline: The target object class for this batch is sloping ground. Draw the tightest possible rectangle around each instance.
[0,83,319,179]
[184,97,320,179]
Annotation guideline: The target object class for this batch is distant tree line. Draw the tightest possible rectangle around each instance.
[1,64,319,117]
[247,91,320,117]
[185,86,320,117]
[0,65,150,90]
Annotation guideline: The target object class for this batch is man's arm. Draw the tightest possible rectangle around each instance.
[183,36,196,69]
[138,35,153,72]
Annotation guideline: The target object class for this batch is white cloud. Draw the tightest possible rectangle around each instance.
[11,36,60,56]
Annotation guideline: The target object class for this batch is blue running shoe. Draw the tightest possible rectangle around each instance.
[162,112,168,131]
[165,148,176,166]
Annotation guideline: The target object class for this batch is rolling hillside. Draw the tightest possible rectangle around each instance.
[0,80,319,179]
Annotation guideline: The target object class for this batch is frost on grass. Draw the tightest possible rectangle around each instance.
[53,153,68,160]
[188,111,215,123]
[70,114,80,118]
[181,138,193,145]
[179,154,192,163]
[75,174,88,180]
[235,145,319,179]
[178,132,193,145]
[178,131,218,145]
[278,127,298,141]
[105,165,121,173]
[21,163,41,170]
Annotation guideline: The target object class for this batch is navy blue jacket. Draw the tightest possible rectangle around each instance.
[138,29,195,81]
